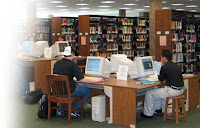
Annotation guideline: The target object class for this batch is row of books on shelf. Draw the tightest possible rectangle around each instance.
[90,35,101,43]
[136,35,147,41]
[121,43,132,49]
[90,26,102,34]
[177,63,198,73]
[36,34,49,41]
[120,18,134,26]
[171,21,182,30]
[62,27,76,34]
[134,43,146,49]
[36,26,49,33]
[185,34,196,43]
[121,26,133,34]
[138,19,146,26]
[136,27,147,34]
[107,27,118,34]
[65,35,76,42]
[172,43,195,53]
[171,33,184,42]
[186,25,195,33]
[61,18,75,26]
[172,53,197,63]
[121,35,131,42]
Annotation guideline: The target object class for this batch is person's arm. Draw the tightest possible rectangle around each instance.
[79,77,104,83]
[158,66,165,82]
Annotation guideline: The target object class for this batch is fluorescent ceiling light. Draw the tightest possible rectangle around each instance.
[119,7,130,10]
[76,3,89,6]
[135,0,140,1]
[99,9,109,11]
[79,7,90,9]
[143,6,149,8]
[171,3,184,6]
[37,8,46,10]
[99,5,111,8]
[176,9,184,11]
[162,1,167,3]
[56,5,67,8]
[162,7,170,9]
[190,10,197,12]
[101,1,115,4]
[50,1,63,4]
[186,5,198,8]
[79,10,88,13]
[135,9,145,11]
[124,3,136,6]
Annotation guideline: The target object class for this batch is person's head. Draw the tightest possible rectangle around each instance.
[161,50,172,64]
[62,46,75,60]
[99,47,107,58]
[58,34,65,41]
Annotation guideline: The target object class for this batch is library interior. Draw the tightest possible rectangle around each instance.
[13,0,200,128]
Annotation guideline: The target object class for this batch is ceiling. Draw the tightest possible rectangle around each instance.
[35,0,200,18]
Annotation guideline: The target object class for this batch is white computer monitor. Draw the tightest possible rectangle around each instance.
[33,41,49,57]
[110,54,133,73]
[21,41,36,56]
[129,56,155,79]
[85,56,111,78]
[51,41,69,57]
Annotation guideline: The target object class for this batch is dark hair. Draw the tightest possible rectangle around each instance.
[99,47,107,54]
[161,50,172,61]
[58,34,65,41]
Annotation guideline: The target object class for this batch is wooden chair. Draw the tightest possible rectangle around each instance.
[163,94,187,124]
[46,74,84,124]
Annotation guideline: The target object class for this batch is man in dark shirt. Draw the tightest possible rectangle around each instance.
[53,46,104,116]
[141,50,185,118]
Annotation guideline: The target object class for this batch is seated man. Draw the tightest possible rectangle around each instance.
[53,46,104,117]
[141,50,185,118]
[99,47,108,58]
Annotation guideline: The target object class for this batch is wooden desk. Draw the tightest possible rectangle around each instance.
[90,75,200,127]
[18,56,87,94]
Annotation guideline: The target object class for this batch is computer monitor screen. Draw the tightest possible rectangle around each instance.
[87,59,100,72]
[51,41,69,57]
[21,41,35,56]
[129,56,155,79]
[58,43,69,52]
[142,58,154,72]
[85,56,111,77]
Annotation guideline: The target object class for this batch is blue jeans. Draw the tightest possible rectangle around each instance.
[71,83,91,111]
[59,83,91,114]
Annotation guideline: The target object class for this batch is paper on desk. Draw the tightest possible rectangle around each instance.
[44,47,52,58]
[117,65,128,80]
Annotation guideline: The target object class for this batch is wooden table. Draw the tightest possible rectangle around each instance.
[18,56,87,94]
[89,75,200,127]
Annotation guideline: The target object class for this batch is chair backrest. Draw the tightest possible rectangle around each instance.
[46,74,71,99]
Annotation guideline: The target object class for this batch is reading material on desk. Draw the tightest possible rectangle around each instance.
[136,80,156,85]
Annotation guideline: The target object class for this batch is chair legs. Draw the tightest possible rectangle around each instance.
[68,103,72,124]
[163,95,187,124]
[48,101,51,120]
[81,96,84,118]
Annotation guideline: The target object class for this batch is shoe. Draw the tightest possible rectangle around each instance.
[140,112,153,118]
[154,109,163,116]
[71,112,81,118]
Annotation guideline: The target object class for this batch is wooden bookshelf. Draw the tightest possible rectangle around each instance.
[155,9,200,73]
[78,15,150,59]
[36,18,51,45]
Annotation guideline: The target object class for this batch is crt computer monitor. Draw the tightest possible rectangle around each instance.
[51,41,69,57]
[110,54,133,73]
[34,41,49,57]
[21,41,36,56]
[129,56,155,79]
[85,56,111,78]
